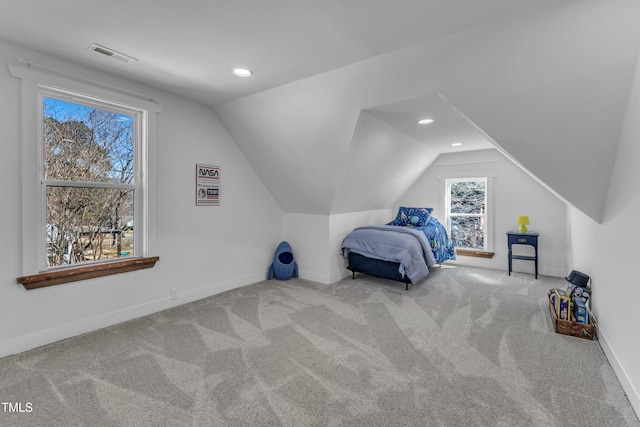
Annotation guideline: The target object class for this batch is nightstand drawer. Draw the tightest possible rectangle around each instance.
[508,234,537,246]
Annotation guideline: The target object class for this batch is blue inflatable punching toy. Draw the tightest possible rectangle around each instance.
[267,241,299,280]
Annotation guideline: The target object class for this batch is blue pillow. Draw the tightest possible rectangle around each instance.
[388,206,433,227]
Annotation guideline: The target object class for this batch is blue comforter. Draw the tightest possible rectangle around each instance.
[342,225,436,284]
[409,217,456,264]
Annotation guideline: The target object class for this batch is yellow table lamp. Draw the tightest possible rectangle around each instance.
[517,216,530,233]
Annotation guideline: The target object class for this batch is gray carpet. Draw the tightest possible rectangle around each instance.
[0,265,638,426]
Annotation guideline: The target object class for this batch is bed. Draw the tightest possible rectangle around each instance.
[341,207,456,289]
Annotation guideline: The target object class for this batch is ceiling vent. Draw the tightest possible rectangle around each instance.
[89,43,138,64]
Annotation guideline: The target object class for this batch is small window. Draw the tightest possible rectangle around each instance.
[446,178,488,251]
[41,91,141,269]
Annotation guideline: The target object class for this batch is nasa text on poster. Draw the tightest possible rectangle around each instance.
[196,164,220,206]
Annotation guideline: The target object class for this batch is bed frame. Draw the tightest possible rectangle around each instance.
[347,252,412,290]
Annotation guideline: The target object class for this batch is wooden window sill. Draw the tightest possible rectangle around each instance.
[456,249,495,259]
[16,256,159,290]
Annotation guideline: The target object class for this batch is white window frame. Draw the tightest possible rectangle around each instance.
[438,172,495,253]
[10,63,161,278]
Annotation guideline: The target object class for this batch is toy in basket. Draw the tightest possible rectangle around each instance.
[548,288,571,320]
[565,270,591,324]
[267,241,299,280]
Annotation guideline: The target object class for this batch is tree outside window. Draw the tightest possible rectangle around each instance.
[446,178,487,250]
[43,95,137,267]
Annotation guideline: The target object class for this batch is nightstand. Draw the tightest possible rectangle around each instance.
[507,232,539,279]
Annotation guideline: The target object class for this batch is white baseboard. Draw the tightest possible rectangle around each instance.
[597,328,640,419]
[0,272,263,359]
[175,271,264,304]
[292,268,350,285]
[298,270,332,284]
[449,257,566,278]
[331,270,352,284]
[539,267,569,278]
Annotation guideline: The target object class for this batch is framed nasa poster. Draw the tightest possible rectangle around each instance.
[196,164,220,206]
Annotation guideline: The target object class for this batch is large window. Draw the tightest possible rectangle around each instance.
[11,63,160,289]
[446,178,488,251]
[42,93,139,268]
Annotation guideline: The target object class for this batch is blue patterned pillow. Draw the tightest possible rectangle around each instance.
[388,206,433,227]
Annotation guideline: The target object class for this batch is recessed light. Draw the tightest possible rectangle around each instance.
[451,142,463,147]
[233,68,253,77]
[417,118,434,125]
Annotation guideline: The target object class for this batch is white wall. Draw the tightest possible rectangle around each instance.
[399,148,569,277]
[282,209,393,284]
[331,112,440,214]
[0,40,283,357]
[283,213,330,283]
[568,49,640,415]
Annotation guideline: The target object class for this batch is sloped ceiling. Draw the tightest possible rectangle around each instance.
[340,94,495,214]
[215,0,640,221]
[0,0,562,105]
[1,1,639,222]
